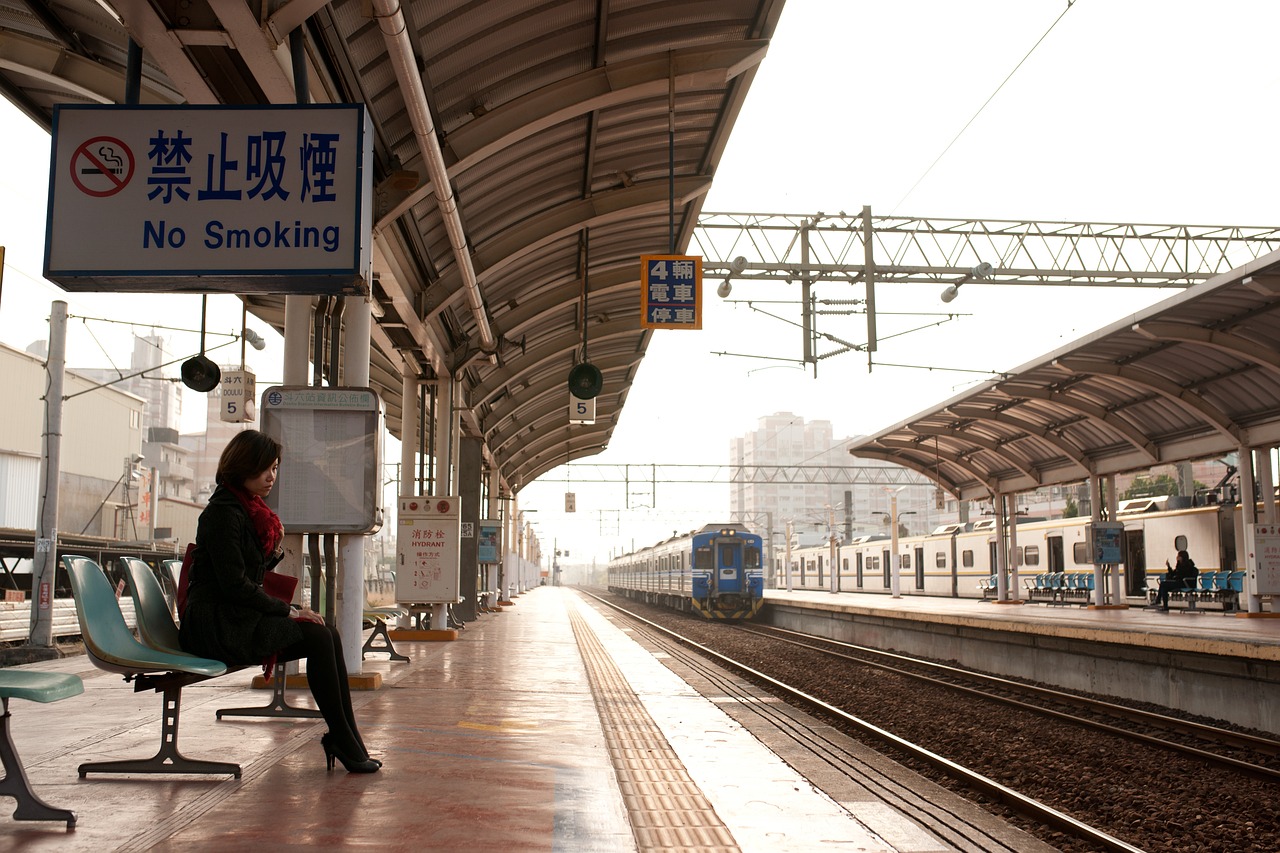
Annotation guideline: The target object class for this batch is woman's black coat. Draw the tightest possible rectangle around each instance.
[178,486,301,665]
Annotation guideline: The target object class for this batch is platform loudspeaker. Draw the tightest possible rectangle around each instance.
[567,362,602,399]
[180,355,221,393]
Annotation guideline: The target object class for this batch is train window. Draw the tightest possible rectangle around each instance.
[902,553,912,570]
[745,547,760,568]
[1024,545,1040,566]
[868,556,879,570]
[1072,542,1089,564]
[961,550,974,568]
[694,548,713,570]
[935,552,946,568]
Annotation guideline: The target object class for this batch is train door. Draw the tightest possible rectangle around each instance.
[716,541,742,594]
[914,546,925,590]
[1046,535,1064,572]
[1124,528,1147,597]
[882,549,891,588]
[856,551,864,588]
[988,540,998,582]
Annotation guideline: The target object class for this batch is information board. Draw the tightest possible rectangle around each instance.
[1088,521,1124,565]
[477,520,501,564]
[397,496,461,603]
[260,386,381,533]
[640,254,702,329]
[1252,524,1280,595]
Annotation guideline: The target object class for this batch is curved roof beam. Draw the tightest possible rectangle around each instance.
[845,449,968,498]
[371,0,495,351]
[947,405,1094,473]
[376,41,768,228]
[1053,357,1241,443]
[485,352,638,448]
[473,317,645,407]
[498,265,637,339]
[508,432,614,490]
[906,426,1041,485]
[421,176,713,319]
[993,381,1159,463]
[867,439,999,495]
[1131,320,1280,376]
[0,31,124,104]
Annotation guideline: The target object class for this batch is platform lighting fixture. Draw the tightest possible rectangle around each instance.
[940,262,994,303]
[715,256,750,299]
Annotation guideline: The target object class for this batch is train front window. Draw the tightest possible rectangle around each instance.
[744,546,760,568]
[694,547,713,570]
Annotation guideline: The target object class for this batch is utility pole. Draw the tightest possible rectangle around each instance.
[27,301,66,654]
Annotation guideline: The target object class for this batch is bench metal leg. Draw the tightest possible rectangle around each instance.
[0,699,75,828]
[79,686,240,778]
[362,619,410,662]
[216,663,323,720]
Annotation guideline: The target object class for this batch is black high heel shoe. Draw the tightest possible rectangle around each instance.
[321,733,380,773]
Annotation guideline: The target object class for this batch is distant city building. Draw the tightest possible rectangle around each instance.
[728,413,945,564]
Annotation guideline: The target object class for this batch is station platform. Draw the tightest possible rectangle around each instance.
[763,588,1280,734]
[1,587,1049,852]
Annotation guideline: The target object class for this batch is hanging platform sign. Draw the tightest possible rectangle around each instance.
[45,104,373,295]
[640,254,702,329]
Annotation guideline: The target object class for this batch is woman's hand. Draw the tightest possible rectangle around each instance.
[290,607,325,624]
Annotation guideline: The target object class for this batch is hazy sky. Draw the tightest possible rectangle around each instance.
[4,1,1280,562]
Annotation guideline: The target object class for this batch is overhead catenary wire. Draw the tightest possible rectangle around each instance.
[893,0,1079,212]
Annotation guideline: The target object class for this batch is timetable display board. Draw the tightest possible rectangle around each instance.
[260,386,381,533]
[477,520,501,565]
[397,496,461,603]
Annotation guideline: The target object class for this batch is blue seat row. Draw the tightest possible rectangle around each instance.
[1022,571,1094,604]
[1146,569,1244,613]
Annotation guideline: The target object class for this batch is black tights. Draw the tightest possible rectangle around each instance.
[277,621,366,758]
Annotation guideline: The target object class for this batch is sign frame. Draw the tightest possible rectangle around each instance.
[45,103,373,295]
[640,254,702,330]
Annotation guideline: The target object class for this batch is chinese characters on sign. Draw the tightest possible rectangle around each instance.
[1253,524,1280,595]
[640,254,702,329]
[45,104,373,294]
[396,497,461,603]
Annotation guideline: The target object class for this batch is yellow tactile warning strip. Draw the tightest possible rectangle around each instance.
[567,602,741,853]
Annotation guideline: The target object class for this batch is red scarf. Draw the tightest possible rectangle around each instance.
[226,485,283,556]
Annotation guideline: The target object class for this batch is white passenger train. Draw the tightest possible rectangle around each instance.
[778,496,1249,601]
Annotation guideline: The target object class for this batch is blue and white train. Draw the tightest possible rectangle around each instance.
[778,495,1254,601]
[608,524,765,619]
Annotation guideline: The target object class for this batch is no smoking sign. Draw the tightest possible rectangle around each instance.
[70,136,134,197]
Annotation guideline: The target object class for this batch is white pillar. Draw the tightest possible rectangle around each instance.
[1007,493,1020,600]
[339,298,372,670]
[993,495,1008,600]
[280,297,312,598]
[1105,475,1122,604]
[1090,477,1105,606]
[1241,446,1262,613]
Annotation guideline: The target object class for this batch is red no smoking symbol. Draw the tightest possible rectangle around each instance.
[70,136,134,197]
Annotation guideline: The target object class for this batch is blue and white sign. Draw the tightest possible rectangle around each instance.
[640,254,702,329]
[45,104,373,295]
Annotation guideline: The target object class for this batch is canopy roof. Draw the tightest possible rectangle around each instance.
[848,251,1280,500]
[0,0,785,491]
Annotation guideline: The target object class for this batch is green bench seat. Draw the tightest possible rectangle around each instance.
[0,669,83,828]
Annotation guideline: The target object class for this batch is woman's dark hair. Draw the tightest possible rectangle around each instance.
[215,429,282,487]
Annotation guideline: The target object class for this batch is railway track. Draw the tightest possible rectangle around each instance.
[582,590,1145,853]
[735,622,1280,783]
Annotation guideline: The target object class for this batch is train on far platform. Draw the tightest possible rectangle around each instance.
[608,524,765,619]
[779,493,1256,602]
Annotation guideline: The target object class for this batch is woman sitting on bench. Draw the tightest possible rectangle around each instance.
[178,429,380,773]
[1154,549,1199,612]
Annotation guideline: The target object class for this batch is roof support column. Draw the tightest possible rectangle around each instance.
[484,465,501,609]
[1240,446,1262,614]
[1104,475,1122,605]
[339,298,372,672]
[993,495,1009,601]
[425,376,454,630]
[400,371,419,498]
[1089,477,1105,606]
[1251,446,1277,615]
[1005,493,1021,602]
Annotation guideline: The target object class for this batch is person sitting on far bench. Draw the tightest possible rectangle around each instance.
[1154,549,1198,611]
